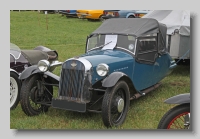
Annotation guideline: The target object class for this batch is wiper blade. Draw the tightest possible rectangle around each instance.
[97,41,112,48]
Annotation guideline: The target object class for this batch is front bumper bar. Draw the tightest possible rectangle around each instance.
[52,98,86,112]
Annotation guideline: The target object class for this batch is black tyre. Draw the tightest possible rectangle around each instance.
[20,74,53,116]
[157,104,190,129]
[102,81,130,127]
[128,15,135,18]
[10,72,21,110]
[99,15,104,22]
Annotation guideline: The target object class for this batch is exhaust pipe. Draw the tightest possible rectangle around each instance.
[130,82,161,100]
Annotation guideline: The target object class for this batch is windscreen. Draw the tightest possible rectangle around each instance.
[87,34,136,54]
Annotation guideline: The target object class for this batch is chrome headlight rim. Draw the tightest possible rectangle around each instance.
[37,60,50,72]
[96,63,109,77]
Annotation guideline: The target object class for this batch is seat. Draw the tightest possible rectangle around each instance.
[21,50,58,65]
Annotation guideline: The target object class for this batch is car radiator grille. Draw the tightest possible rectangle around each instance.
[58,59,91,102]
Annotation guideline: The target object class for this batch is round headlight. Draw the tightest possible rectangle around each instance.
[96,63,109,76]
[37,60,50,72]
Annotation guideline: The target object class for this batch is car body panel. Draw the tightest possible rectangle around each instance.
[59,10,77,17]
[77,10,104,19]
[80,49,134,85]
[102,10,149,19]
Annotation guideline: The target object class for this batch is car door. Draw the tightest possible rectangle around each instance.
[132,36,168,91]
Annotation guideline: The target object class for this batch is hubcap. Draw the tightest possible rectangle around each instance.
[117,97,124,113]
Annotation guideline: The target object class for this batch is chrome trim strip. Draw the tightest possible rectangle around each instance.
[64,57,92,72]
[10,52,21,64]
[10,68,19,75]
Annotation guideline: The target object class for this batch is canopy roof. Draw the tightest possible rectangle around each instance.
[142,10,190,36]
[90,18,167,37]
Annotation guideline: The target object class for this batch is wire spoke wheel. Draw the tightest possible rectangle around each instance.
[157,104,190,129]
[20,74,53,116]
[110,89,125,124]
[167,112,190,129]
[102,81,130,127]
[10,72,21,110]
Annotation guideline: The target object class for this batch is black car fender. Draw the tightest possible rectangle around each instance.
[164,93,190,104]
[18,65,40,80]
[10,68,19,75]
[18,65,60,84]
[102,72,130,87]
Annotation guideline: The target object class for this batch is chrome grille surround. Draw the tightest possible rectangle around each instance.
[58,58,92,103]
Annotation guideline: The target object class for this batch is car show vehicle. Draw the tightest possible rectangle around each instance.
[101,10,149,20]
[19,18,177,127]
[76,10,104,20]
[10,43,59,110]
[157,93,190,129]
[58,10,77,17]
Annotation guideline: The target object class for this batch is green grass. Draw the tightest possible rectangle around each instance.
[10,11,190,130]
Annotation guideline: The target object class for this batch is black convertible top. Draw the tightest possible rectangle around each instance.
[90,18,167,51]
[91,18,166,37]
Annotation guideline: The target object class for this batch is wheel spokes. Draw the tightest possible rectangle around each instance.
[110,89,125,124]
[168,113,190,129]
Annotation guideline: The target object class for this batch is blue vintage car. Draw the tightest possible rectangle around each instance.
[19,18,177,128]
[58,10,77,17]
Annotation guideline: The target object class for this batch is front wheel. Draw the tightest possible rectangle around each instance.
[20,74,53,116]
[157,104,190,129]
[10,72,21,110]
[102,81,130,127]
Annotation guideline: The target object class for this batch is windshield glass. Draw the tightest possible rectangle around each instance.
[87,34,136,54]
[10,43,21,59]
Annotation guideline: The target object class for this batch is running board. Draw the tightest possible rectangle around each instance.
[130,82,162,100]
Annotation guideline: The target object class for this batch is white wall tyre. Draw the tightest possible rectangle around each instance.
[10,72,21,110]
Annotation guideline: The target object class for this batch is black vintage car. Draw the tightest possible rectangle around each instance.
[10,43,59,110]
[19,18,176,127]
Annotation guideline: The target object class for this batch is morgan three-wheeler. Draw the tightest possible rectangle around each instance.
[19,18,177,128]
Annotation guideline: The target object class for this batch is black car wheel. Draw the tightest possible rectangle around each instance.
[10,72,21,110]
[20,74,53,116]
[128,15,135,18]
[157,104,190,129]
[102,81,130,127]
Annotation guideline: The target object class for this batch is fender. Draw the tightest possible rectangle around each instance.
[102,72,130,87]
[18,65,40,80]
[10,68,19,75]
[126,13,135,18]
[19,65,60,84]
[164,93,190,104]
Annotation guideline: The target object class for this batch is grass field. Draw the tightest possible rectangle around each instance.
[10,11,190,130]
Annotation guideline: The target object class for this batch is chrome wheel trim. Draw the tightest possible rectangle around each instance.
[117,97,124,113]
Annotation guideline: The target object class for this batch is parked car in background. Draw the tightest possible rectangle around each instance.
[76,10,104,20]
[40,10,58,14]
[134,10,150,18]
[19,18,177,128]
[10,43,59,110]
[102,10,149,20]
[58,10,77,18]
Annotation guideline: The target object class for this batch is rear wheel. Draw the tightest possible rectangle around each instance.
[128,15,135,18]
[20,74,53,116]
[10,72,21,110]
[102,81,130,127]
[157,104,190,129]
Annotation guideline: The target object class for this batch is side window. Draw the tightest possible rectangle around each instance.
[116,35,136,53]
[136,37,158,64]
[138,38,157,53]
[87,36,98,51]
